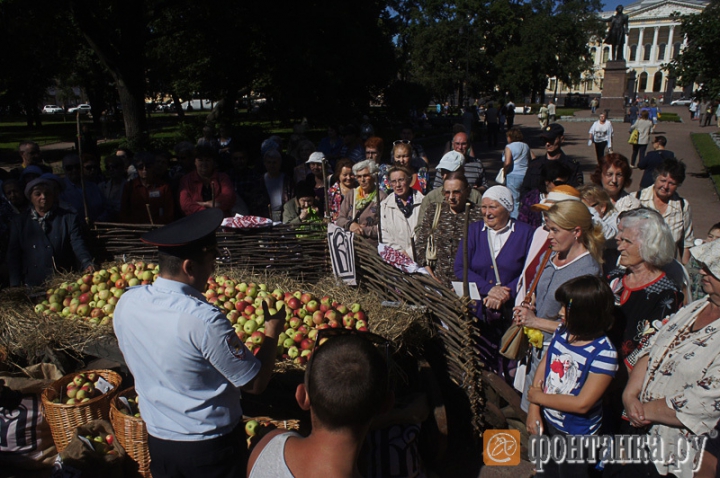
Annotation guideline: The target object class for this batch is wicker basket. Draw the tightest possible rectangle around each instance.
[110,387,151,478]
[41,369,122,453]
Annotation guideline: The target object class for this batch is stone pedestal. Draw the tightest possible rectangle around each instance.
[601,60,628,119]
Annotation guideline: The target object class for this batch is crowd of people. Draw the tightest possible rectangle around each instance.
[2,112,720,477]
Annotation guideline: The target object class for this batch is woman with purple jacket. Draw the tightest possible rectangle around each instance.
[455,186,535,379]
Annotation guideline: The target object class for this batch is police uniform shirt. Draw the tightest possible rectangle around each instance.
[114,277,260,441]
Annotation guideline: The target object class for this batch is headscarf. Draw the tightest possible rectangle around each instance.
[482,185,514,212]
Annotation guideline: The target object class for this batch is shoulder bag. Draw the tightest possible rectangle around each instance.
[628,129,639,145]
[499,248,552,360]
[425,203,442,267]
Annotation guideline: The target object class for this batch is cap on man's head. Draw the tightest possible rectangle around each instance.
[690,239,720,280]
[540,124,565,142]
[20,165,44,179]
[24,178,54,199]
[306,152,325,164]
[531,185,581,211]
[437,151,465,172]
[141,208,224,259]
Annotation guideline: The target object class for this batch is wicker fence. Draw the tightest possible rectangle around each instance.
[88,221,484,435]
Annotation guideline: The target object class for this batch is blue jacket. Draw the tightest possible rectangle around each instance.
[7,207,93,286]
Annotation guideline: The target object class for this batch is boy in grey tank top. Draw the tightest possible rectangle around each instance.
[248,334,392,477]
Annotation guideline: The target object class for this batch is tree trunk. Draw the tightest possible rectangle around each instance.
[114,74,148,150]
[172,92,185,120]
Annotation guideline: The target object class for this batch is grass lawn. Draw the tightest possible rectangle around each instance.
[691,133,720,195]
[659,112,681,122]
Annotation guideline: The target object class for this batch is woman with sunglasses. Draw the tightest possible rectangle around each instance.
[379,142,428,195]
[335,160,386,241]
[590,153,640,214]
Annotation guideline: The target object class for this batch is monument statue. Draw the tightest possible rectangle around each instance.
[604,5,629,61]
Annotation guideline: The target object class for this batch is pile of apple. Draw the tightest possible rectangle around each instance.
[118,395,141,418]
[82,433,118,456]
[36,262,159,326]
[55,372,105,405]
[206,276,368,364]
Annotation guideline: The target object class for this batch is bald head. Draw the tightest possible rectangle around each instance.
[452,133,469,156]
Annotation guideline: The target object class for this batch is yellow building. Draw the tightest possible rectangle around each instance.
[547,0,709,100]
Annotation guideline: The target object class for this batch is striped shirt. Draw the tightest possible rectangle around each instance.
[542,328,618,435]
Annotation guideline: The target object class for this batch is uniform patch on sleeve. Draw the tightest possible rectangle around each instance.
[226,334,247,360]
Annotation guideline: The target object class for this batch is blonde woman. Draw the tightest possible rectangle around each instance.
[512,200,605,411]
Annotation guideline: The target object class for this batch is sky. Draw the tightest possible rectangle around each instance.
[602,0,633,13]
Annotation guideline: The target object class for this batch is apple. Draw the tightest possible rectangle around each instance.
[224,280,235,291]
[66,398,76,405]
[324,310,339,322]
[77,304,90,317]
[287,297,301,310]
[296,308,308,319]
[355,319,368,330]
[63,297,72,307]
[245,419,260,437]
[336,304,349,315]
[305,300,319,313]
[343,314,356,329]
[283,337,296,349]
[243,305,256,317]
[258,284,268,292]
[272,288,284,300]
[102,303,115,315]
[90,308,103,319]
[226,310,240,324]
[292,290,302,300]
[106,434,114,446]
[288,317,302,329]
[320,303,330,312]
[303,315,314,327]
[320,296,332,307]
[246,286,257,298]
[86,373,97,382]
[251,331,265,345]
[301,349,313,358]
[254,316,265,327]
[329,320,341,328]
[75,389,87,401]
[78,293,91,304]
[293,356,307,365]
[62,307,71,317]
[235,291,245,300]
[236,282,248,292]
[66,385,78,398]
[300,293,313,305]
[97,290,111,301]
[97,282,108,291]
[355,310,367,322]
[34,304,46,314]
[112,289,124,298]
[300,338,313,350]
[243,320,258,334]
[308,329,318,341]
[128,278,140,287]
[312,311,325,325]
[287,346,299,359]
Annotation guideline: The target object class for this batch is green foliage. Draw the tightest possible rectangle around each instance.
[692,133,720,196]
[668,2,720,99]
[383,81,432,119]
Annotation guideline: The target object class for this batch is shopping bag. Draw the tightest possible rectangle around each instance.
[628,129,639,145]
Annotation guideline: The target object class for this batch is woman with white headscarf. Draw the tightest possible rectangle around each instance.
[454,186,535,379]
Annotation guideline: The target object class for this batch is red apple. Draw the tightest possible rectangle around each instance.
[355,319,368,330]
[300,293,313,305]
[300,338,313,350]
[287,297,301,310]
[355,310,367,322]
[342,314,356,329]
[251,331,265,345]
[320,296,332,307]
[288,317,302,329]
[312,310,325,325]
[324,309,339,322]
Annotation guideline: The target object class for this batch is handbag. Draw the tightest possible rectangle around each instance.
[628,129,639,145]
[495,167,505,185]
[499,248,552,360]
[425,203,442,267]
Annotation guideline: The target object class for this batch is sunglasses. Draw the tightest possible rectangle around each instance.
[393,140,411,145]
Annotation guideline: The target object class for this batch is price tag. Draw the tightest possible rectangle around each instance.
[118,396,133,414]
[95,377,113,394]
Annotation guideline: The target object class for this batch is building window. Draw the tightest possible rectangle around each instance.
[653,71,663,92]
[639,72,648,91]
[643,44,652,61]
[658,43,666,61]
[591,47,597,63]
[549,79,557,92]
[630,45,637,62]
[585,78,594,91]
[602,47,610,63]
[673,42,681,59]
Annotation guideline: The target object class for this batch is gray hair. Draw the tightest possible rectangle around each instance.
[618,208,675,268]
[352,160,379,175]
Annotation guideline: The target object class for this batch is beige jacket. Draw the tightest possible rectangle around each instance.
[380,190,424,259]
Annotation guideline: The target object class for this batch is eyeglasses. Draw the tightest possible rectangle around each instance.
[389,179,408,185]
[393,140,411,145]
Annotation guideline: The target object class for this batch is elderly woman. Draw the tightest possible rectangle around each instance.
[513,200,606,410]
[335,160,386,241]
[282,182,321,224]
[327,158,356,222]
[590,153,640,213]
[415,171,484,285]
[379,142,428,194]
[503,127,533,218]
[636,157,694,264]
[620,240,720,478]
[629,110,653,168]
[380,166,424,259]
[453,186,534,378]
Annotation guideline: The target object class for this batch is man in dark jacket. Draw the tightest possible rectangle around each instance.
[7,178,94,287]
[520,124,583,197]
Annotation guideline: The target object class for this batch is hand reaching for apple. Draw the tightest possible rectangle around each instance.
[261,301,286,338]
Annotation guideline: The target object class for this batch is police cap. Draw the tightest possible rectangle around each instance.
[141,208,224,258]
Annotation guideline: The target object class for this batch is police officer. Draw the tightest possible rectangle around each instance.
[114,208,286,477]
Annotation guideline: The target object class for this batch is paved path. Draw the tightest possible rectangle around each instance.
[443,106,720,239]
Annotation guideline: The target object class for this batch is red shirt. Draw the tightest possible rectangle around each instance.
[120,179,175,224]
[178,171,235,217]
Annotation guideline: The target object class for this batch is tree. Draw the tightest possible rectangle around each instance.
[667,0,720,99]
